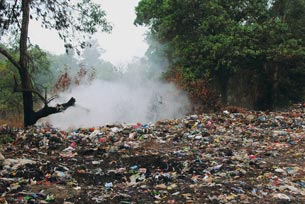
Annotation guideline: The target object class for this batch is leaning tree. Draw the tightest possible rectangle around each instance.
[0,0,111,127]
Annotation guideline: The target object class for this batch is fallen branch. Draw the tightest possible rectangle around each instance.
[11,75,76,126]
[32,97,76,125]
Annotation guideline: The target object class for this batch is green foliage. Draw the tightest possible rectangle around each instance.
[1,0,112,52]
[0,56,23,119]
[0,0,112,126]
[28,45,53,90]
[0,44,52,121]
[135,0,305,110]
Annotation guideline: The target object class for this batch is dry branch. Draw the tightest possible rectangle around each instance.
[0,47,21,71]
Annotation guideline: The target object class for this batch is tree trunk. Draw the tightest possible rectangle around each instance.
[255,62,274,110]
[19,0,35,127]
[218,70,229,106]
[272,64,280,108]
[0,0,76,127]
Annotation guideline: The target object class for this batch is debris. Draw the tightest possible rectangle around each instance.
[0,105,304,203]
[3,158,36,170]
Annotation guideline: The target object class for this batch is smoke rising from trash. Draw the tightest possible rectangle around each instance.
[45,56,191,129]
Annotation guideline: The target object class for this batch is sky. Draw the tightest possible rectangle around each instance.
[28,0,149,66]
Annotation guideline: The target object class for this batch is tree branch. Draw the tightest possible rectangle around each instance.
[0,46,21,71]
[13,75,53,106]
[11,0,22,30]
[16,87,47,105]
[34,97,76,120]
[47,95,58,104]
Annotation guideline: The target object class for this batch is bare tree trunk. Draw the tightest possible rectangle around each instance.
[218,69,229,106]
[272,64,280,108]
[19,0,35,126]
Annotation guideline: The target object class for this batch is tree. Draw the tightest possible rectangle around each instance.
[80,40,118,81]
[135,0,305,110]
[135,0,267,105]
[0,44,51,123]
[0,0,111,126]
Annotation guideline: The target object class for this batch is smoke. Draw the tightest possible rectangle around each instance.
[44,57,190,129]
[39,1,191,129]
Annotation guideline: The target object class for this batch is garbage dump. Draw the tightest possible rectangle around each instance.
[0,104,304,203]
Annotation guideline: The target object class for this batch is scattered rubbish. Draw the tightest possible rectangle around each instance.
[0,105,304,203]
[104,182,113,190]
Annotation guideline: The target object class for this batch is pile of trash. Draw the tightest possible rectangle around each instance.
[0,104,304,203]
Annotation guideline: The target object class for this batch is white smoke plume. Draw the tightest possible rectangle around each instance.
[44,57,190,129]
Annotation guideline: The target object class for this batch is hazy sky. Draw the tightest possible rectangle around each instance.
[28,0,148,66]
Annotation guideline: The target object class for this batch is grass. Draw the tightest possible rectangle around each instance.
[0,113,23,128]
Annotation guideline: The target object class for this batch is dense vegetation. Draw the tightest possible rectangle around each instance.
[0,44,52,126]
[135,0,305,110]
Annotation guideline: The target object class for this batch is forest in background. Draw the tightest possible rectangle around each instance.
[135,0,305,110]
[1,0,305,126]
